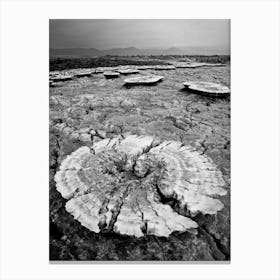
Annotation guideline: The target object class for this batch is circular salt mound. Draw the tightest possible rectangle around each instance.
[118,69,139,75]
[124,75,163,86]
[183,81,230,97]
[103,71,120,78]
[55,135,227,238]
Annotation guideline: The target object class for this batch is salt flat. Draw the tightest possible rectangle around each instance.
[49,61,230,261]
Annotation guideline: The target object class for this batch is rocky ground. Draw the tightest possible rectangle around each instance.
[49,60,230,261]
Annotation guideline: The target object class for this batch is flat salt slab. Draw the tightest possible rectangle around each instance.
[183,81,196,87]
[124,75,163,86]
[203,63,227,67]
[118,69,139,75]
[175,62,226,68]
[49,81,62,87]
[74,71,92,78]
[174,63,194,68]
[136,66,155,70]
[184,63,207,68]
[50,75,73,82]
[183,81,230,97]
[103,71,120,78]
[174,62,210,68]
[49,71,60,77]
[95,67,119,73]
[154,65,176,70]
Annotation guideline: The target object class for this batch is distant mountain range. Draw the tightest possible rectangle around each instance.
[50,46,230,57]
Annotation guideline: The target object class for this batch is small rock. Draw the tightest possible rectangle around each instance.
[90,129,96,135]
[96,129,107,138]
[78,127,90,134]
[61,235,67,241]
[63,127,73,137]
[70,132,80,140]
[79,133,91,142]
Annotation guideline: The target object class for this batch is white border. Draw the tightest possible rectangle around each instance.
[1,0,280,279]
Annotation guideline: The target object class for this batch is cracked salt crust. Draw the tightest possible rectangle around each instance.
[55,135,226,237]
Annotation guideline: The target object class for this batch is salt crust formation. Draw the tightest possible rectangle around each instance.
[50,74,73,82]
[124,75,163,86]
[55,135,227,237]
[53,123,93,142]
[183,81,230,97]
[95,67,119,73]
[136,66,155,70]
[49,62,227,83]
[174,62,207,68]
[154,65,176,70]
[174,62,225,68]
[74,71,92,78]
[118,69,139,75]
[103,71,120,78]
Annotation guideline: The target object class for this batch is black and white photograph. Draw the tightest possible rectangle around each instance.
[1,0,280,279]
[49,19,231,261]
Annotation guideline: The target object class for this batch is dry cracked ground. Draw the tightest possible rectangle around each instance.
[49,62,230,261]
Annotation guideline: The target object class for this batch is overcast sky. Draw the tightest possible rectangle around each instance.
[50,19,230,49]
